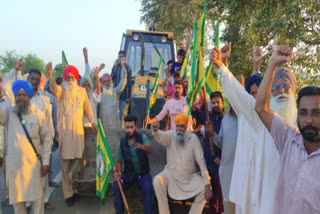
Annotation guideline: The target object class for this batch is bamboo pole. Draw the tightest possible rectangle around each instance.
[201,86,214,155]
[112,166,131,214]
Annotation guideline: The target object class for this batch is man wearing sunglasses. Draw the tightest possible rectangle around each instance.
[255,46,320,213]
[210,45,297,214]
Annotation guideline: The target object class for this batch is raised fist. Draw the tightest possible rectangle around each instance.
[210,47,223,68]
[46,62,53,78]
[14,59,24,71]
[221,42,231,65]
[270,46,294,67]
[99,63,105,71]
[83,47,88,58]
[253,46,263,64]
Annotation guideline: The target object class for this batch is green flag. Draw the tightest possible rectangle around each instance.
[215,21,220,47]
[186,5,207,116]
[180,34,194,78]
[62,51,69,69]
[205,62,219,94]
[148,57,162,115]
[205,22,220,95]
[96,119,114,204]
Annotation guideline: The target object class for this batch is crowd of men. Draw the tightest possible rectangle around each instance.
[0,42,319,214]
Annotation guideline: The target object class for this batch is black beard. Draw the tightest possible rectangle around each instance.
[298,124,320,142]
[175,92,181,98]
[126,132,136,139]
[213,108,223,115]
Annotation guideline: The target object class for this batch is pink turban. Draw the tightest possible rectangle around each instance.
[63,65,79,81]
[101,73,112,84]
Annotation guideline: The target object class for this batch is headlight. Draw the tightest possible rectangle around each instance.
[133,34,139,41]
[161,36,167,43]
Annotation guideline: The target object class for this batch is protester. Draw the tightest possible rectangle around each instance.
[170,48,186,75]
[164,59,174,80]
[166,72,181,99]
[0,80,52,214]
[47,63,97,207]
[3,61,56,209]
[163,49,186,86]
[193,91,225,214]
[0,76,11,213]
[210,103,238,214]
[99,62,127,128]
[255,46,320,213]
[210,44,298,214]
[111,51,132,121]
[146,80,193,131]
[151,113,213,214]
[56,77,63,86]
[80,47,101,126]
[113,115,153,214]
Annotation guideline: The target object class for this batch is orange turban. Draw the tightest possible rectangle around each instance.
[174,113,188,126]
[63,65,79,81]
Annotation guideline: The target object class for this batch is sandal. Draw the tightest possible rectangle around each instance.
[44,202,55,209]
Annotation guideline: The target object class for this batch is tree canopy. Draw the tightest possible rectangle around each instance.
[139,0,320,84]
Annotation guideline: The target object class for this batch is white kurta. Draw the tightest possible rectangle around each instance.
[49,78,94,159]
[152,130,210,200]
[83,90,101,127]
[218,65,280,214]
[99,67,127,128]
[216,113,238,202]
[2,69,54,139]
[0,105,52,204]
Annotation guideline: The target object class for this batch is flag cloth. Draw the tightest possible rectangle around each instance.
[148,57,162,115]
[205,62,220,95]
[205,21,220,95]
[180,34,194,78]
[186,5,207,116]
[96,119,114,203]
[62,51,69,69]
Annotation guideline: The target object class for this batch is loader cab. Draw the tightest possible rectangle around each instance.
[120,29,176,83]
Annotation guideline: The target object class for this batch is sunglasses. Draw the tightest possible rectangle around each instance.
[272,83,291,92]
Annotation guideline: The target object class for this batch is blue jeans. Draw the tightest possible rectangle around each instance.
[113,173,154,214]
[119,99,126,121]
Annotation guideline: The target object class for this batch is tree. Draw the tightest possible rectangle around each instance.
[139,0,320,83]
[0,51,48,77]
[22,53,46,75]
[0,50,19,75]
[53,63,64,79]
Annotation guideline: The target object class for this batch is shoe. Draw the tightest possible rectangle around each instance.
[73,193,80,202]
[66,196,74,207]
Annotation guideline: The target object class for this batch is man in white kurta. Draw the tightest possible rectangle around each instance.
[210,46,297,214]
[47,63,96,206]
[81,64,101,126]
[151,113,212,214]
[0,80,52,214]
[99,68,127,128]
[81,48,101,126]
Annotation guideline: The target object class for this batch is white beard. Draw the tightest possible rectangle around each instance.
[103,85,113,96]
[174,131,185,144]
[63,81,77,101]
[270,93,297,127]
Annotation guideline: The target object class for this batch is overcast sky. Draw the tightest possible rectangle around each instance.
[0,0,145,75]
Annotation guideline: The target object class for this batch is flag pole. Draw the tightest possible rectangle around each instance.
[112,166,131,214]
[201,86,215,155]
